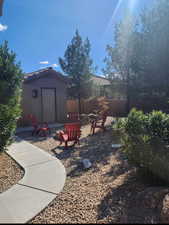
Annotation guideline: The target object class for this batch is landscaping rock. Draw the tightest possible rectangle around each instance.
[112,144,122,148]
[22,118,166,224]
[82,159,92,169]
[135,187,169,209]
[161,193,169,223]
[0,153,24,194]
[123,159,129,168]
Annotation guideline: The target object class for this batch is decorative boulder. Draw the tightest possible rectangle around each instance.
[82,159,92,169]
[112,144,122,148]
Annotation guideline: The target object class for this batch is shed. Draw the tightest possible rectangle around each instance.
[21,67,69,125]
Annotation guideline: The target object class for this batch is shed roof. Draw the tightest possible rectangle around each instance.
[24,68,110,86]
[91,75,110,86]
[24,67,70,84]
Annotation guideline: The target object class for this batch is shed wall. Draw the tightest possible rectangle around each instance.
[21,75,67,125]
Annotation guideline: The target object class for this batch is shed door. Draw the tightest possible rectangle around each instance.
[42,88,56,123]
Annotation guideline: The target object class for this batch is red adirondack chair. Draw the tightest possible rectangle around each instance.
[57,122,81,148]
[27,114,51,136]
[67,112,80,121]
[90,112,108,135]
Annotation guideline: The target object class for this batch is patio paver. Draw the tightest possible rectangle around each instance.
[0,137,66,223]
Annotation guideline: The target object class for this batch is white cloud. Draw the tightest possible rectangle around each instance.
[0,24,8,31]
[39,61,49,65]
[51,64,59,68]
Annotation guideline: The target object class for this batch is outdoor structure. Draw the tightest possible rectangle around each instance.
[66,74,127,116]
[21,67,69,125]
[65,74,111,100]
[90,74,111,97]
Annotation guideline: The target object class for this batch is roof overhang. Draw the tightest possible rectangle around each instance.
[24,68,71,85]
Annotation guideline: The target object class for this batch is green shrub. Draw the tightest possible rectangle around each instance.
[121,108,169,184]
[146,110,169,143]
[0,41,23,152]
[112,117,125,129]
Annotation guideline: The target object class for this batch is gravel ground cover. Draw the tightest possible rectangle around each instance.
[0,152,24,193]
[18,117,168,223]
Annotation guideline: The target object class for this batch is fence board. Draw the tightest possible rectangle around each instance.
[67,98,127,116]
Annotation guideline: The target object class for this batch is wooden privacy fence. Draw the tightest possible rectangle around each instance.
[66,98,127,116]
[67,97,169,117]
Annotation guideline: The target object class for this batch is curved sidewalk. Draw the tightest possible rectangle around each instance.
[0,137,66,223]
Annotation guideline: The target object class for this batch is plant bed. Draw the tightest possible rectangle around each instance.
[0,152,24,193]
[17,117,169,224]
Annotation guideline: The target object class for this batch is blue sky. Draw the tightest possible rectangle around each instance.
[0,0,155,74]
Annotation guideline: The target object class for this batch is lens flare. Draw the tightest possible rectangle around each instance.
[103,0,124,38]
[128,0,139,12]
[102,0,139,40]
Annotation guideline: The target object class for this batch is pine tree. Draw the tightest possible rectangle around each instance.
[103,0,169,113]
[103,12,139,113]
[59,30,94,114]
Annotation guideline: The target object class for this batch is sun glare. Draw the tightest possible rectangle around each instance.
[128,0,139,12]
[103,0,139,39]
[103,0,124,37]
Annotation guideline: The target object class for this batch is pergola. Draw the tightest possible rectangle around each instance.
[0,0,4,16]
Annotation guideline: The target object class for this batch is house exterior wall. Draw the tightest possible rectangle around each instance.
[21,74,67,125]
[90,75,111,98]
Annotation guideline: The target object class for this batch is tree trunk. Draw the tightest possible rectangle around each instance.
[126,92,130,114]
[126,70,130,115]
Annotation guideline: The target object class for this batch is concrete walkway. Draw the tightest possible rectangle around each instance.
[0,137,66,223]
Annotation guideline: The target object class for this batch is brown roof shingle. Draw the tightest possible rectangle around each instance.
[91,75,110,86]
[24,67,70,84]
[24,68,110,86]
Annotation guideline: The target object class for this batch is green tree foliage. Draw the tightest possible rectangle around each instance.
[103,12,140,113]
[138,0,169,99]
[103,0,169,113]
[59,30,94,113]
[0,41,23,152]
